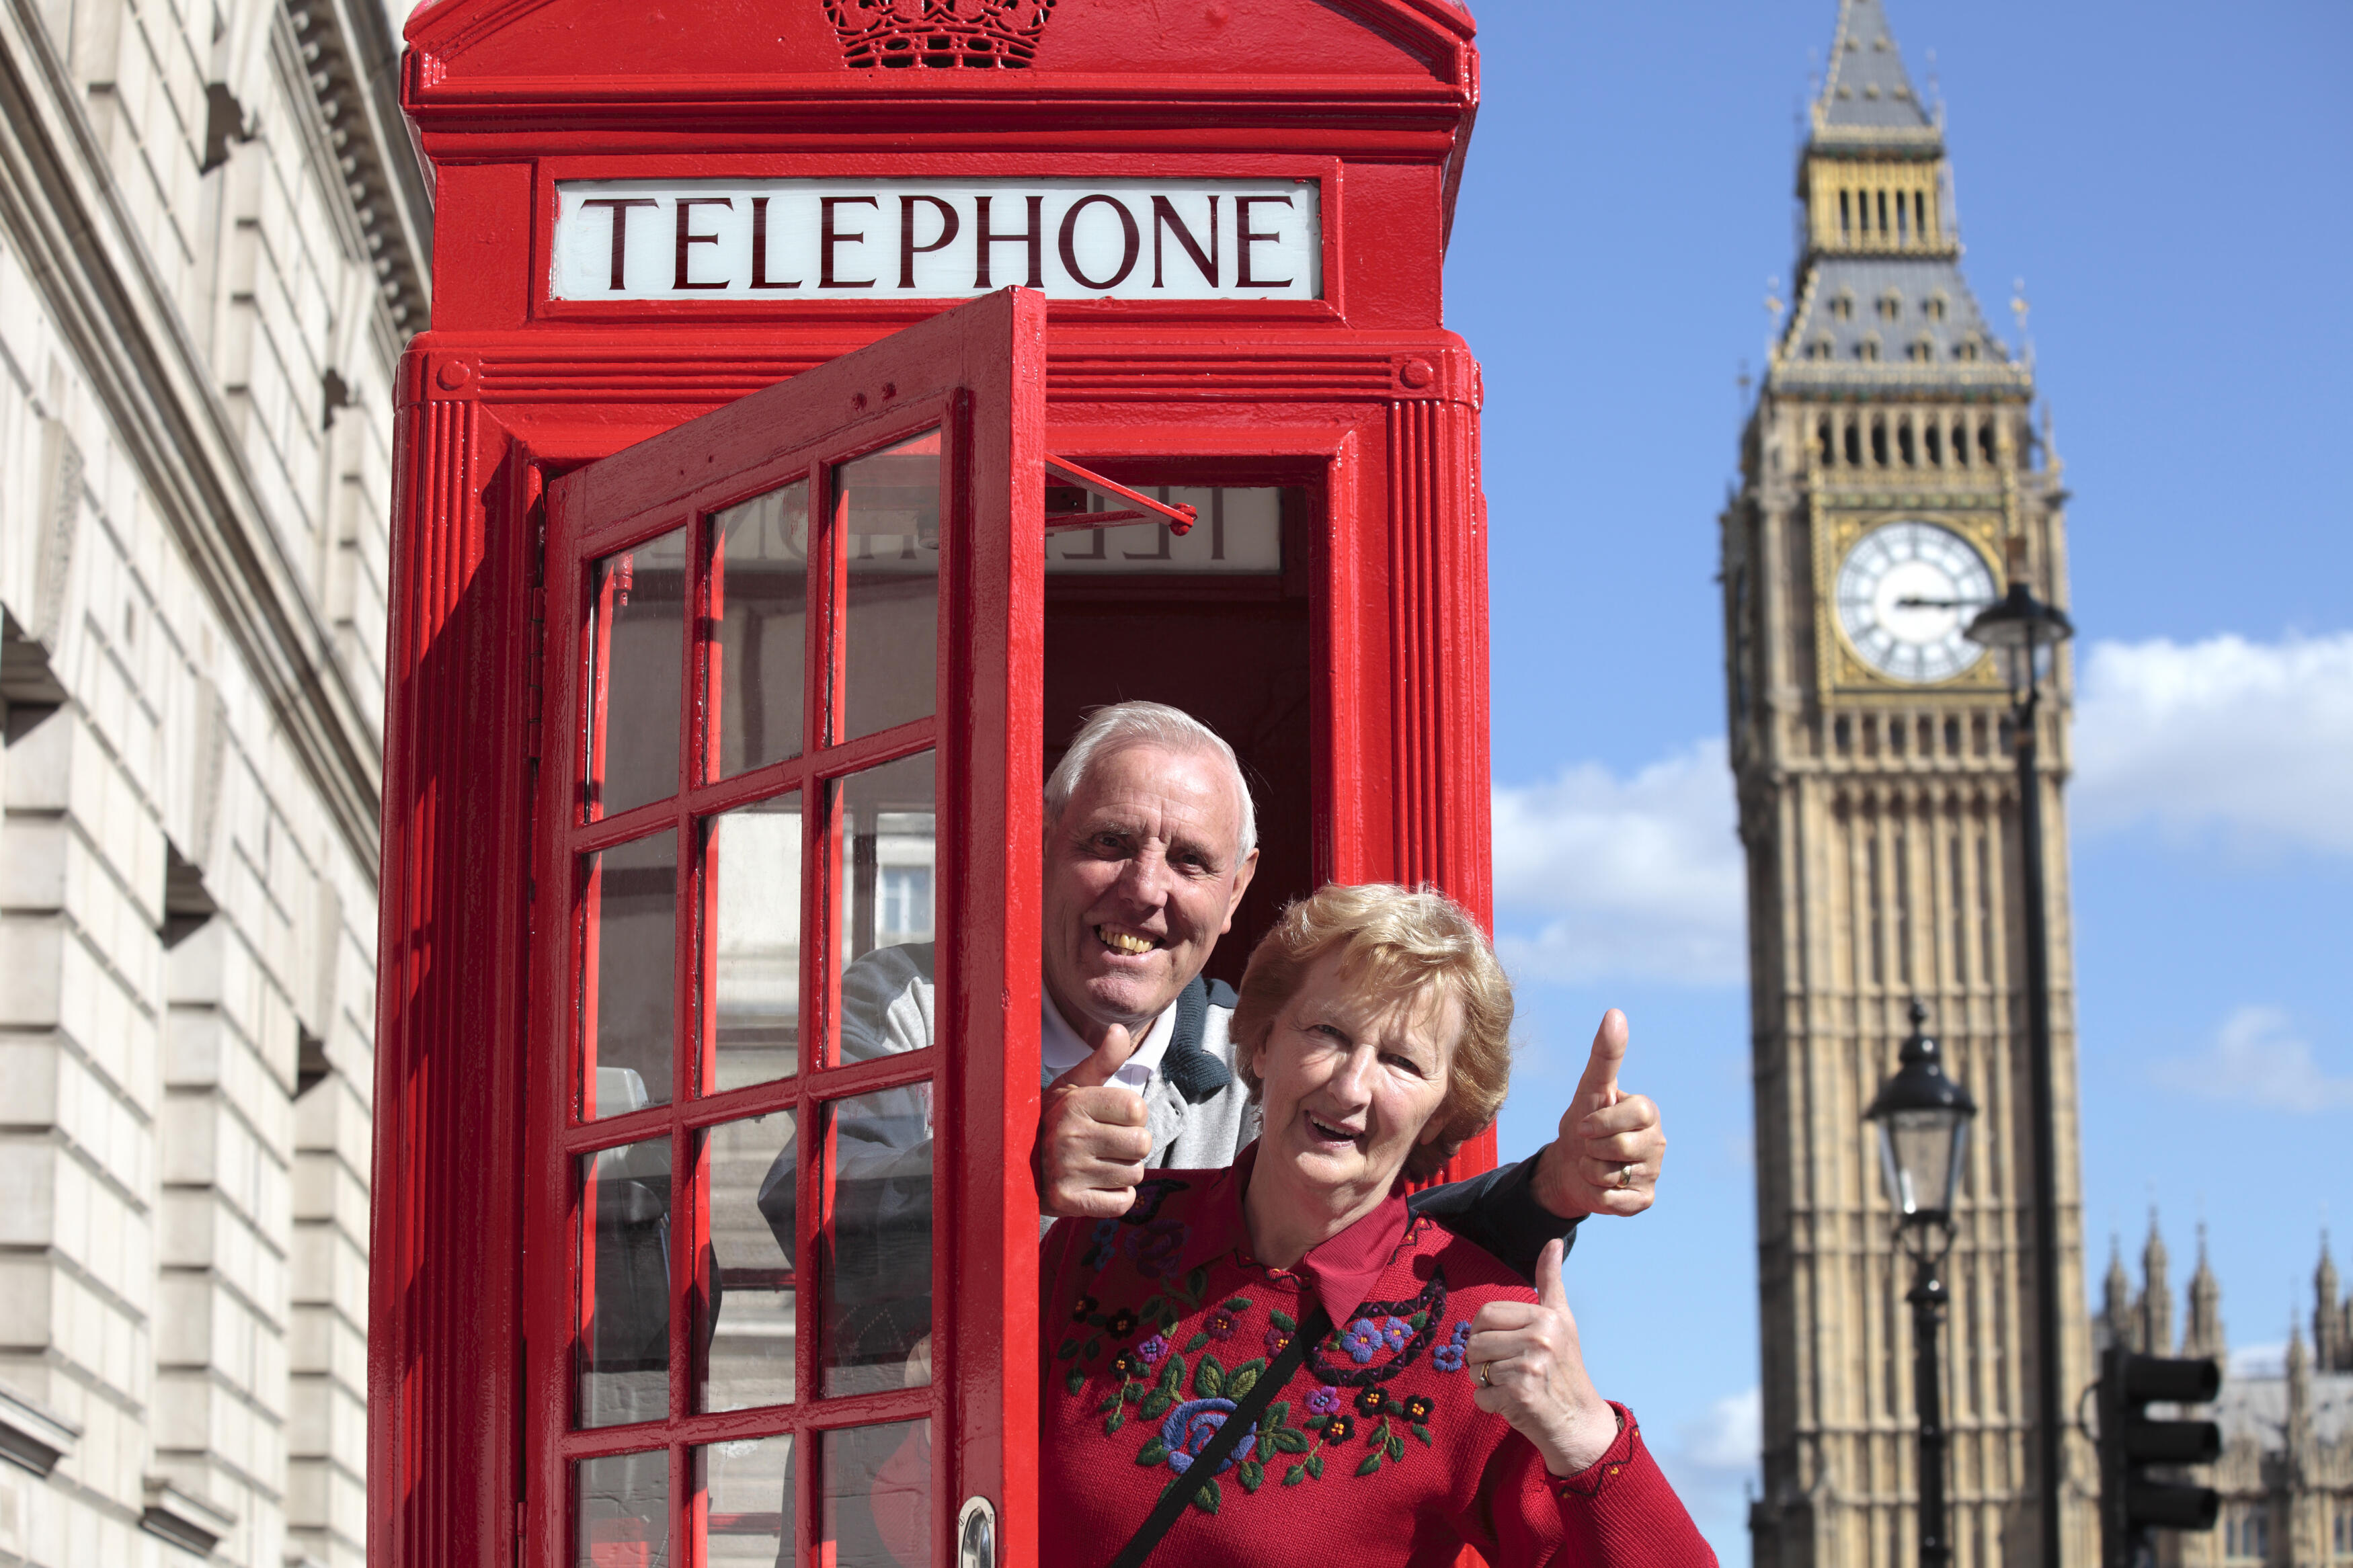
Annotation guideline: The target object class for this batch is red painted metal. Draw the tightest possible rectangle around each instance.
[1041,456,1197,535]
[372,2,1496,1563]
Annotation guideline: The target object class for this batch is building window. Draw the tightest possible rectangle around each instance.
[1807,336,1835,361]
[1954,337,1981,362]
[1925,293,1950,321]
[1856,335,1882,362]
[878,864,934,948]
[2225,1503,2270,1563]
[1907,337,1936,362]
[1878,290,1903,321]
[1832,292,1856,321]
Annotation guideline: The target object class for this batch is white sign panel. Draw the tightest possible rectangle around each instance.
[552,178,1321,302]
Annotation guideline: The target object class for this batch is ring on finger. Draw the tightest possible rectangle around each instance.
[1616,1161,1638,1190]
[1476,1360,1493,1389]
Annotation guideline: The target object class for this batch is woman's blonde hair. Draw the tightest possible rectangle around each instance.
[1230,882,1512,1181]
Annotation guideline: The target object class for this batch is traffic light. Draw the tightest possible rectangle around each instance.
[2098,1345,2222,1568]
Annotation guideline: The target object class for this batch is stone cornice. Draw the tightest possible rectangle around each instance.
[0,0,382,870]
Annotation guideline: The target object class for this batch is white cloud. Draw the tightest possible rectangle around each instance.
[2075,632,2353,856]
[2229,1343,2286,1379]
[2152,1005,2353,1112]
[1677,1385,1763,1474]
[1490,739,1745,986]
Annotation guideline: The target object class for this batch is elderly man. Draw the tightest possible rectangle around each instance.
[764,702,1663,1321]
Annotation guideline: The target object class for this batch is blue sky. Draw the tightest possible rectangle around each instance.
[1447,1,2353,1557]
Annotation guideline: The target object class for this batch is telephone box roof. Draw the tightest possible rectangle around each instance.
[401,0,1480,128]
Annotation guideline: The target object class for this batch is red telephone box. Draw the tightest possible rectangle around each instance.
[373,3,1493,1564]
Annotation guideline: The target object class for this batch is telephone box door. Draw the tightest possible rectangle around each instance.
[528,289,1046,1567]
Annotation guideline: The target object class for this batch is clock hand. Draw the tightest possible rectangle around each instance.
[1895,595,1989,610]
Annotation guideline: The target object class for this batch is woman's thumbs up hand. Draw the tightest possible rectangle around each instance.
[1464,1238,1624,1476]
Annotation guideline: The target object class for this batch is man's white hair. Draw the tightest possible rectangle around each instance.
[1044,701,1258,857]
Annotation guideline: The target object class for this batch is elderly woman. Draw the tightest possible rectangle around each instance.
[1039,883,1712,1567]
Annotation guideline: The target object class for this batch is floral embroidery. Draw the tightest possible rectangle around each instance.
[1158,1398,1256,1475]
[1137,1335,1170,1368]
[1306,1386,1343,1416]
[1205,1308,1238,1341]
[1307,1269,1449,1389]
[1127,1348,1293,1509]
[1403,1395,1435,1423]
[1126,1219,1189,1280]
[1432,1320,1472,1372]
[1105,1308,1139,1337]
[1072,1295,1099,1322]
[1081,1219,1121,1271]
[1378,1315,1411,1350]
[1264,1325,1292,1357]
[1353,1385,1388,1415]
[1320,1415,1355,1444]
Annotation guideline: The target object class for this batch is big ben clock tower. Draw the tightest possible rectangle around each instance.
[1723,4,2094,1568]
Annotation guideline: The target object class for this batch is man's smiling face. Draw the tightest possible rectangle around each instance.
[1041,743,1259,1044]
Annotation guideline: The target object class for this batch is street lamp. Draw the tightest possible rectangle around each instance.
[1964,548,2074,1568]
[1868,1000,1978,1568]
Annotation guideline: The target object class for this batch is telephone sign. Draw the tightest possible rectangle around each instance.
[552,179,1324,301]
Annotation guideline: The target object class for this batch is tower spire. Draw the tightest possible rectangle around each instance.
[1815,0,1934,137]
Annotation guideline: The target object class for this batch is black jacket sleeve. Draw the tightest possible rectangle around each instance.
[1404,1154,1583,1284]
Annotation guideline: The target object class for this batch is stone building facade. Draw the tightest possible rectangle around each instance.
[1722,2,2093,1566]
[2100,1226,2353,1568]
[0,0,424,1559]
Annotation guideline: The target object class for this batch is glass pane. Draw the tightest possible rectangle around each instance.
[820,1421,930,1568]
[704,794,802,1093]
[698,1110,797,1412]
[837,432,939,741]
[576,1449,669,1568]
[1043,485,1285,575]
[694,1436,792,1566]
[819,1087,932,1398]
[586,526,687,819]
[579,1137,673,1430]
[582,832,676,1119]
[830,752,937,997]
[709,482,809,778]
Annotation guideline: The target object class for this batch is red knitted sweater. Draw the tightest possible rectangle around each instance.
[1040,1156,1716,1568]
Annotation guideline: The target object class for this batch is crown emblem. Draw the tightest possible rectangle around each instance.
[826,0,1058,69]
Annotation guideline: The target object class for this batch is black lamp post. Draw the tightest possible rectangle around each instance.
[1964,555,2074,1568]
[1869,1000,1978,1568]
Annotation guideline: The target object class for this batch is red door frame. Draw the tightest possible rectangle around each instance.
[374,5,1490,1564]
[524,290,1047,1567]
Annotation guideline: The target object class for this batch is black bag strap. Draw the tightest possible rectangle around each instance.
[1105,1303,1334,1568]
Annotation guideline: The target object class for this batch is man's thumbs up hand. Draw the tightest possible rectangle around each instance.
[1531,1009,1665,1220]
[1035,1025,1155,1219]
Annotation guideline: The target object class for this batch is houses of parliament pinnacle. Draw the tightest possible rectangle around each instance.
[1721,4,2352,1568]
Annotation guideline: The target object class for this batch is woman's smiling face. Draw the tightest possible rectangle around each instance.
[1248,951,1460,1212]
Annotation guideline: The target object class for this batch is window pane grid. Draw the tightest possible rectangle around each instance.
[557,420,952,1568]
[556,1050,940,1161]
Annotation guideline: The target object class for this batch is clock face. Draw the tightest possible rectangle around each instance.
[1834,520,1998,683]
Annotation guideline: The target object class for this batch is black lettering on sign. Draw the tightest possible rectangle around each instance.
[750,197,801,290]
[1121,522,1173,562]
[973,194,1044,290]
[583,198,657,291]
[900,196,960,290]
[674,197,734,290]
[1234,195,1295,290]
[1150,195,1219,288]
[821,197,879,288]
[1058,195,1140,290]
